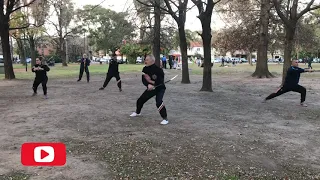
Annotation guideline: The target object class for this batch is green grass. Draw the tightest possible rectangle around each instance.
[0,63,145,80]
[0,63,319,80]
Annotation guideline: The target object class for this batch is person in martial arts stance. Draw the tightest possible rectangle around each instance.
[99,53,122,91]
[32,57,50,99]
[130,55,169,125]
[264,60,314,106]
[77,53,90,82]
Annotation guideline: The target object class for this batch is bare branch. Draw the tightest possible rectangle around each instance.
[167,0,179,8]
[273,0,292,27]
[10,0,37,14]
[9,24,30,30]
[191,0,204,15]
[163,0,178,20]
[214,0,222,5]
[135,0,154,8]
[298,0,320,19]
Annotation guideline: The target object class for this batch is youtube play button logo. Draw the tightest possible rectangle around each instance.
[21,143,66,166]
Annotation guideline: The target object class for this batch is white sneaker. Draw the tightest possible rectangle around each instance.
[300,103,308,107]
[130,112,141,117]
[160,120,169,125]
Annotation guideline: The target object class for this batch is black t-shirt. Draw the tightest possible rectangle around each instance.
[108,58,119,74]
[142,64,165,89]
[284,66,305,86]
[80,58,90,67]
[32,64,50,79]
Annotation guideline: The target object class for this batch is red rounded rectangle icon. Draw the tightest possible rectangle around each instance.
[21,142,66,166]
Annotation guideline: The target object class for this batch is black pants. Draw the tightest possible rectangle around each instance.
[33,77,48,95]
[79,66,90,82]
[169,61,172,69]
[308,63,312,69]
[265,85,306,103]
[163,61,167,69]
[136,88,167,119]
[103,73,121,89]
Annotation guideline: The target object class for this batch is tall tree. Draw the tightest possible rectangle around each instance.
[153,0,161,67]
[273,0,320,83]
[26,0,49,66]
[9,10,28,65]
[0,0,36,79]
[252,0,274,78]
[76,5,135,55]
[191,0,221,91]
[136,0,192,83]
[162,0,191,83]
[47,0,74,66]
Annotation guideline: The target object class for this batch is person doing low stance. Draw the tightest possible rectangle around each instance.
[130,55,169,125]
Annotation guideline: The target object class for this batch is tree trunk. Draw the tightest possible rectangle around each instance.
[29,35,36,67]
[282,27,295,84]
[153,0,161,67]
[0,22,15,79]
[247,52,253,66]
[17,38,26,65]
[178,24,190,84]
[60,38,67,66]
[252,0,273,78]
[200,18,213,92]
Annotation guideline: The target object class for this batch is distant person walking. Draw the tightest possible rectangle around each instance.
[168,55,173,69]
[77,54,90,83]
[162,55,167,69]
[308,57,313,69]
[221,57,225,67]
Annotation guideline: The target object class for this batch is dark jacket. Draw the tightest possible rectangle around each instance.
[284,66,305,87]
[80,58,90,68]
[32,64,50,79]
[142,64,165,89]
[107,58,119,74]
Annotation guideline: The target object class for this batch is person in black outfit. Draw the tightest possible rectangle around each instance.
[32,57,50,99]
[168,55,173,69]
[221,57,225,67]
[77,54,90,82]
[99,53,122,91]
[264,60,314,106]
[130,55,169,125]
[308,57,313,69]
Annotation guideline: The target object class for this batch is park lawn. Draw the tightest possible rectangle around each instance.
[188,63,320,78]
[1,63,319,80]
[0,63,145,80]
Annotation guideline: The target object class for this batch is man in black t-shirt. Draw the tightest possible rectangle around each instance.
[130,55,169,125]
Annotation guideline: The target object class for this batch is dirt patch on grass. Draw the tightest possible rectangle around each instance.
[0,71,319,179]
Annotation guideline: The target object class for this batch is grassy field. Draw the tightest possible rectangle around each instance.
[0,62,319,80]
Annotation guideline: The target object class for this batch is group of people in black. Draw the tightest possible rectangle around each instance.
[31,54,317,125]
[32,53,169,125]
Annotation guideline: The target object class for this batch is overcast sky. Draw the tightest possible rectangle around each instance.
[72,0,226,31]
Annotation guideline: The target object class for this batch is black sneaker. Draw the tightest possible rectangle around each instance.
[119,89,122,92]
[99,87,104,90]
